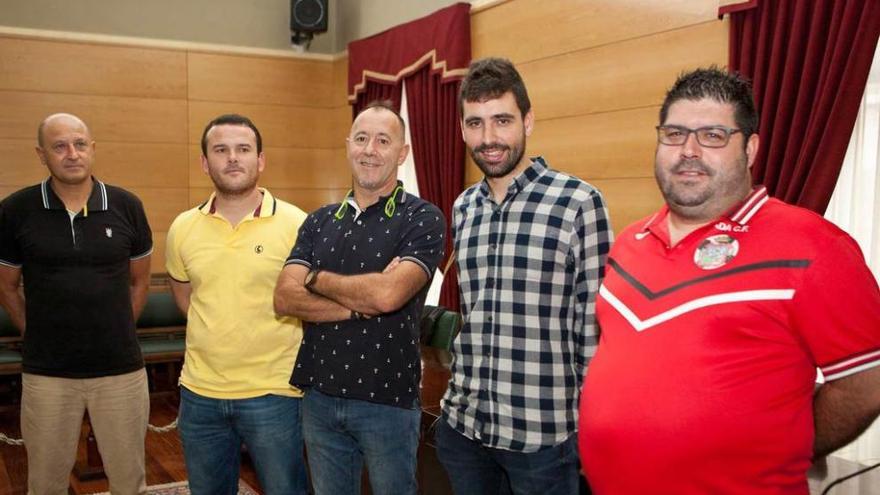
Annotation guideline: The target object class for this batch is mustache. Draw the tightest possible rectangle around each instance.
[474,143,509,153]
[223,166,245,173]
[671,159,713,176]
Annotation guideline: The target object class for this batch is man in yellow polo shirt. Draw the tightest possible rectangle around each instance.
[165,114,308,495]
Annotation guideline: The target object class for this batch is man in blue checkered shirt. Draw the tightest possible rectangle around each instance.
[435,57,612,495]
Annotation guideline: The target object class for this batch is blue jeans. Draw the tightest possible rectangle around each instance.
[178,386,308,495]
[302,389,420,495]
[435,420,581,495]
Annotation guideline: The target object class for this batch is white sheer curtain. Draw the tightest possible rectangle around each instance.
[825,43,880,464]
[397,81,445,306]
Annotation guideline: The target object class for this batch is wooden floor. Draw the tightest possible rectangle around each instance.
[0,368,875,495]
[0,394,262,495]
[0,366,455,495]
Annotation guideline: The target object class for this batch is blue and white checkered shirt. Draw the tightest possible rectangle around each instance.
[441,157,612,452]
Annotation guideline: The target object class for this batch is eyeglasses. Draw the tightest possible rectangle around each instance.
[656,125,742,148]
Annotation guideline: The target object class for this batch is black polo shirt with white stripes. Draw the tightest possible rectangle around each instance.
[0,178,152,378]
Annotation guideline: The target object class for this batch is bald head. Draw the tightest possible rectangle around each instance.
[353,101,406,141]
[35,113,96,186]
[38,113,91,148]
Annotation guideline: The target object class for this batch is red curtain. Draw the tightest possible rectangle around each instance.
[347,2,471,310]
[352,83,401,120]
[722,0,880,213]
[404,65,466,310]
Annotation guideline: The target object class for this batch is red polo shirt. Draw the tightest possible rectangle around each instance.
[579,187,880,495]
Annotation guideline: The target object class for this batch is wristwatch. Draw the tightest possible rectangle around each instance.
[304,267,321,293]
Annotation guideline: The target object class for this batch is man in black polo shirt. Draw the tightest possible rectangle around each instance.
[274,101,446,495]
[0,113,152,494]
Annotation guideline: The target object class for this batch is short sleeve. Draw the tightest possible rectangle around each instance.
[792,231,880,381]
[285,211,319,268]
[164,214,189,283]
[0,200,22,268]
[128,195,153,260]
[397,202,447,278]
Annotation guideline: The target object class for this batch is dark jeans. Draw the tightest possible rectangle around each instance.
[178,386,308,495]
[435,420,583,495]
[302,388,421,495]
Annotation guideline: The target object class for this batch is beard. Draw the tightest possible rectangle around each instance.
[470,141,526,179]
[208,166,258,196]
[354,172,393,191]
[656,158,716,208]
[655,154,751,220]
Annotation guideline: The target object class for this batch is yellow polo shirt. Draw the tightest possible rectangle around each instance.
[165,189,307,399]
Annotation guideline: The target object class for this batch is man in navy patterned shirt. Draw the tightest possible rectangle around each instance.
[435,57,612,495]
[274,101,445,495]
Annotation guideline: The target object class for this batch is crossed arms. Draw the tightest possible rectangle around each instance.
[273,258,430,322]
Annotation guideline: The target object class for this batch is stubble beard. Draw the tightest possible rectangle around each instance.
[209,168,258,197]
[656,155,751,221]
[471,141,526,179]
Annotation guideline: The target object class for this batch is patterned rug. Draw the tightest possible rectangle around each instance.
[90,479,258,494]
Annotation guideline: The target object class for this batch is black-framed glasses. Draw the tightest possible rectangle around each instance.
[656,125,742,148]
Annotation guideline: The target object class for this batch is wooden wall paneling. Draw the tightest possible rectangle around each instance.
[186,145,349,189]
[590,177,663,234]
[189,187,349,214]
[518,20,728,121]
[471,0,720,63]
[261,147,349,189]
[266,187,350,213]
[463,155,481,186]
[186,188,212,210]
[187,52,333,107]
[0,138,42,186]
[0,37,187,99]
[0,186,21,199]
[527,106,659,181]
[188,102,348,150]
[93,143,189,188]
[129,187,190,232]
[0,91,187,143]
[150,232,167,273]
[332,56,350,107]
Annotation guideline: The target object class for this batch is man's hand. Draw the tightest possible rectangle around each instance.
[308,259,429,315]
[0,265,25,333]
[274,264,353,322]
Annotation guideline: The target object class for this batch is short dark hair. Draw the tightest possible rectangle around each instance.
[659,66,759,142]
[200,114,262,155]
[356,100,406,138]
[459,57,531,118]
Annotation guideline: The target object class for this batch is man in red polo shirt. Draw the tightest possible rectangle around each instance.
[579,67,880,494]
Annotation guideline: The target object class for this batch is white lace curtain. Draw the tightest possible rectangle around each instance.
[825,43,880,465]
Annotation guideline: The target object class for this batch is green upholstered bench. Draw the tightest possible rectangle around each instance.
[136,290,186,364]
[420,306,462,370]
[0,348,22,375]
[0,305,22,375]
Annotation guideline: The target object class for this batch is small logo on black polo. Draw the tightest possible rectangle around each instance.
[255,245,264,254]
[105,227,113,238]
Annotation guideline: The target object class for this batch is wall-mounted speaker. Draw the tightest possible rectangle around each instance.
[291,0,328,33]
